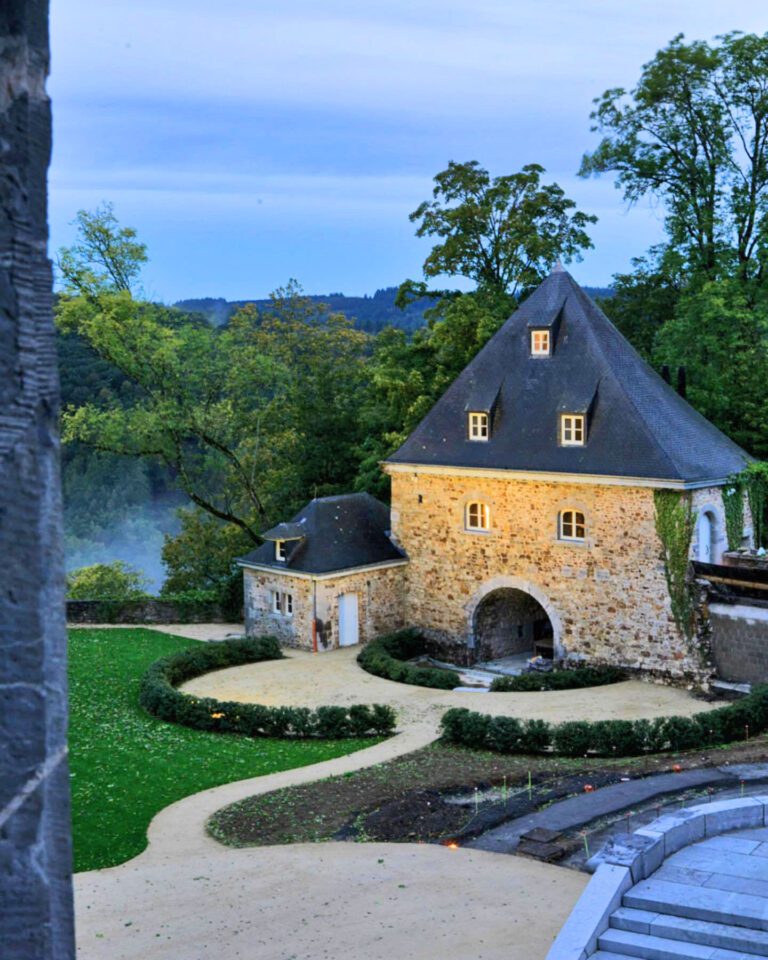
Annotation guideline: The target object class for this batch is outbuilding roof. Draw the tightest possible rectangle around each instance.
[386,269,750,485]
[238,493,406,575]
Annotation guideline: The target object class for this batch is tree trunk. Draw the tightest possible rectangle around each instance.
[0,2,75,957]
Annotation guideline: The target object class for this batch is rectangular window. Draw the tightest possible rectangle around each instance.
[561,414,585,446]
[466,501,490,531]
[468,411,489,441]
[275,540,287,562]
[272,591,294,616]
[531,330,550,356]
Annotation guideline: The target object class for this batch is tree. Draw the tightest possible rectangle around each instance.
[402,161,596,300]
[57,209,372,547]
[66,561,150,600]
[581,32,768,285]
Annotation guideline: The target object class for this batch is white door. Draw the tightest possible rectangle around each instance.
[338,593,359,647]
[697,512,713,563]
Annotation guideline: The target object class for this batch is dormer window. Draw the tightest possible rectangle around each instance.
[531,329,550,356]
[561,414,585,446]
[465,501,490,531]
[275,540,287,562]
[468,411,489,441]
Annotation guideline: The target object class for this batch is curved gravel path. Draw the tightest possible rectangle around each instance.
[74,640,714,960]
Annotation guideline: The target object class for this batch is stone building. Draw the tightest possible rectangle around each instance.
[240,268,750,677]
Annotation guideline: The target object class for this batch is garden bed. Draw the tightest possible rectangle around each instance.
[206,733,768,850]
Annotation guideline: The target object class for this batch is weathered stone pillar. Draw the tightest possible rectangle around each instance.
[0,1,76,957]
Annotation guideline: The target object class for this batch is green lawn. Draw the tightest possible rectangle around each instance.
[68,628,380,872]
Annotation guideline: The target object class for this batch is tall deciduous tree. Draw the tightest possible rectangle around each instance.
[402,161,596,299]
[581,31,768,284]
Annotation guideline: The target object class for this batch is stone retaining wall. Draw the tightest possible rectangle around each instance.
[66,599,226,625]
[709,602,768,684]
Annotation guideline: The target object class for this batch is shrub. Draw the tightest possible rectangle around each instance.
[66,560,150,600]
[358,629,462,689]
[439,683,768,757]
[490,665,626,692]
[139,637,396,739]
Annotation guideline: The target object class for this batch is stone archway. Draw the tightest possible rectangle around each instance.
[472,588,553,662]
[466,576,563,664]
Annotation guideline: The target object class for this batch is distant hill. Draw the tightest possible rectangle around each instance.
[175,285,614,334]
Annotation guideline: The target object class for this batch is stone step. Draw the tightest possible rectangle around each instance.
[611,907,768,956]
[599,926,757,959]
[625,878,768,931]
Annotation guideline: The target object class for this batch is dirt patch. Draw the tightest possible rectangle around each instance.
[207,734,768,849]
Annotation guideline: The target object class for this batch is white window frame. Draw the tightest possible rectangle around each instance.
[465,501,490,531]
[275,540,287,562]
[559,509,586,542]
[531,329,551,356]
[272,590,294,617]
[561,414,585,446]
[468,411,489,441]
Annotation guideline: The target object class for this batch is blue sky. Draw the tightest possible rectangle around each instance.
[49,1,768,302]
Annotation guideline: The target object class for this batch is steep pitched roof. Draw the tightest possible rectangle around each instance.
[238,493,406,575]
[386,270,750,485]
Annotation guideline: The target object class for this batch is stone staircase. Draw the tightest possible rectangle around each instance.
[592,829,768,958]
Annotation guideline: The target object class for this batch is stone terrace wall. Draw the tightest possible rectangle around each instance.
[66,599,227,625]
[389,470,711,679]
[709,603,768,684]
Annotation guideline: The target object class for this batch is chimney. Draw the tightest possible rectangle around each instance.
[676,366,687,399]
[661,365,671,384]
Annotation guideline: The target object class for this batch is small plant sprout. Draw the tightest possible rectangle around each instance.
[581,831,590,857]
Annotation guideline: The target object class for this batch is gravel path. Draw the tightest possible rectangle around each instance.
[74,634,716,960]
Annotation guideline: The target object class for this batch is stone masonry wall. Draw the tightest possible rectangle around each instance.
[389,470,716,678]
[709,604,768,684]
[243,564,406,650]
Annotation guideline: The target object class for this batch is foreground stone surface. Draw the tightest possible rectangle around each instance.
[0,2,74,956]
[75,842,587,960]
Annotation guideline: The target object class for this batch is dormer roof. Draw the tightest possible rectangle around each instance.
[385,269,750,486]
[238,493,406,575]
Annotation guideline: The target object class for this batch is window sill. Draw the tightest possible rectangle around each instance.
[551,537,590,549]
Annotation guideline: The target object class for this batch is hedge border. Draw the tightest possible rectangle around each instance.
[357,629,462,689]
[489,665,627,692]
[139,636,396,738]
[441,684,768,757]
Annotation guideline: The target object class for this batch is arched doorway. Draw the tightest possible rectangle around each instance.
[472,587,554,663]
[697,511,716,564]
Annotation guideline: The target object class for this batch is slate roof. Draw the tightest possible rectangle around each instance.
[386,269,750,484]
[238,493,406,575]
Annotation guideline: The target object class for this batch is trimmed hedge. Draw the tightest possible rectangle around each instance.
[441,683,768,757]
[139,636,396,738]
[489,665,627,692]
[357,629,462,689]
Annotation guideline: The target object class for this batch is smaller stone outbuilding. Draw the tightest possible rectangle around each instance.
[238,493,407,650]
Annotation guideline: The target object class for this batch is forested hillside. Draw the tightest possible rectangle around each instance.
[175,285,613,332]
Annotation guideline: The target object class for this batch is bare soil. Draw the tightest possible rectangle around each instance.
[208,734,768,849]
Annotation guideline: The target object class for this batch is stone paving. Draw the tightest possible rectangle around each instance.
[596,826,768,957]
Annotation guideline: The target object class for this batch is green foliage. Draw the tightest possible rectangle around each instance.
[489,665,626,692]
[357,629,462,689]
[404,161,596,298]
[66,561,149,600]
[722,481,746,552]
[654,490,695,639]
[581,32,768,282]
[68,628,379,871]
[744,462,768,548]
[441,684,768,756]
[140,637,397,739]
